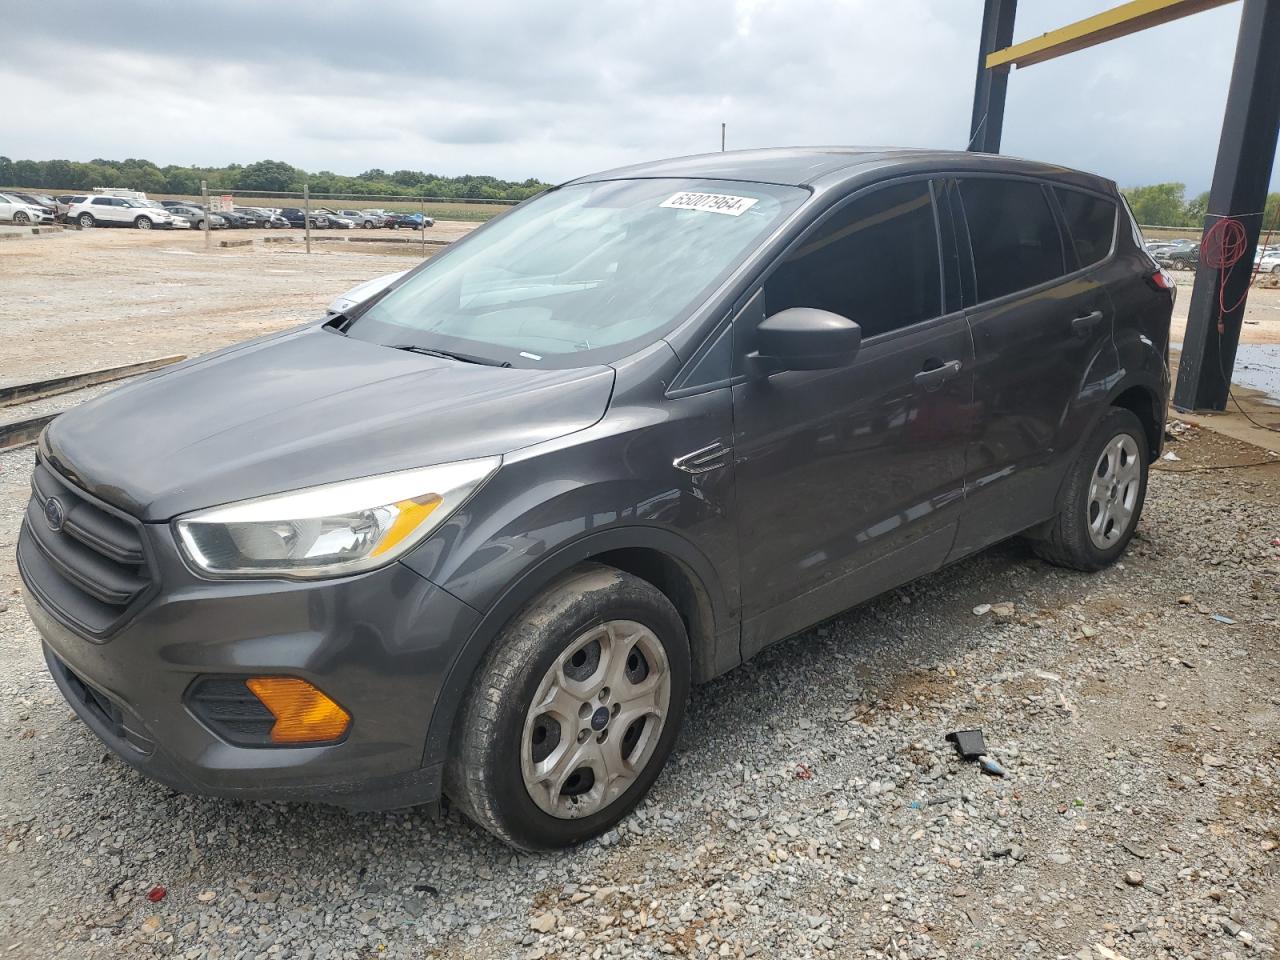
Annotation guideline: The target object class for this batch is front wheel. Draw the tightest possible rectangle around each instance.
[135,217,152,230]
[445,564,689,850]
[13,211,30,225]
[1271,264,1280,276]
[1033,407,1148,571]
[363,220,374,229]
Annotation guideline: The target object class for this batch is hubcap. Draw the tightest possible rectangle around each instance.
[521,620,670,819]
[1087,433,1141,549]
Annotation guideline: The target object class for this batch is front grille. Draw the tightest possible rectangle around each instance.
[18,458,155,640]
[49,653,155,756]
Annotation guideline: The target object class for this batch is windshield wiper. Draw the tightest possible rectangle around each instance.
[389,344,511,367]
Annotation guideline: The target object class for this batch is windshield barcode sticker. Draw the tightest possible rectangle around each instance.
[660,192,758,216]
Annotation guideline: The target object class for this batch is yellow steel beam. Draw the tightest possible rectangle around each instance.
[986,0,1237,70]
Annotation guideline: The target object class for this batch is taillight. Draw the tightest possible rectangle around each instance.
[1146,268,1177,303]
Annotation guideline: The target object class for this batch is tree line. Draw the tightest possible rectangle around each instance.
[1122,181,1280,230]
[0,157,551,201]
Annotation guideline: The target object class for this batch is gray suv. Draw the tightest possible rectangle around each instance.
[18,148,1173,850]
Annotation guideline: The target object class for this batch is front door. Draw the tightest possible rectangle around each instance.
[731,179,976,657]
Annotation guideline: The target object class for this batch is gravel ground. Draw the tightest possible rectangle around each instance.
[0,422,1277,959]
[1,232,1279,958]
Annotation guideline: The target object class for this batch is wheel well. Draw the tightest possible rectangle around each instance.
[591,548,718,683]
[1112,385,1161,458]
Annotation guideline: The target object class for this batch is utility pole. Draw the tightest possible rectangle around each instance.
[721,122,726,152]
[201,180,211,251]
[303,182,311,256]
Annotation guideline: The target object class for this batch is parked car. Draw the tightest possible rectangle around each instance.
[1258,252,1280,275]
[278,207,329,229]
[1156,242,1199,270]
[338,209,384,229]
[230,207,269,228]
[315,208,355,229]
[216,210,250,228]
[166,205,226,230]
[19,148,1173,851]
[69,196,181,229]
[55,195,88,219]
[0,193,56,225]
[383,212,433,229]
[326,270,408,317]
[5,191,58,218]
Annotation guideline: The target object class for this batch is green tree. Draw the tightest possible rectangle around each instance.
[236,159,299,193]
[1121,183,1187,227]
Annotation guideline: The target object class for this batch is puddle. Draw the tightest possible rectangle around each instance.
[1172,342,1280,405]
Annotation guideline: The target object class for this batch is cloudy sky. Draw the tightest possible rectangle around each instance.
[7,0,1276,192]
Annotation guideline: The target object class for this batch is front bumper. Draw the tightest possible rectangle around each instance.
[19,515,480,810]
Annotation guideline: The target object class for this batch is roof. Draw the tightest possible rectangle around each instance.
[569,146,1115,194]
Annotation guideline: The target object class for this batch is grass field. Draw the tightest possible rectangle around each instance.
[1140,225,1202,241]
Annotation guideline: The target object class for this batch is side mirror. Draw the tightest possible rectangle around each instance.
[748,308,862,374]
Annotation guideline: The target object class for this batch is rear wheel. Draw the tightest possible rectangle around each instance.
[78,213,95,228]
[1033,407,1148,571]
[445,564,689,850]
[1271,264,1280,276]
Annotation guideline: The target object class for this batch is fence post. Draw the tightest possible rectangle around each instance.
[201,180,210,251]
[420,196,426,257]
[303,183,312,255]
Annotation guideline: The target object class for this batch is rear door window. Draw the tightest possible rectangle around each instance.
[764,180,942,339]
[1055,188,1117,268]
[959,179,1065,302]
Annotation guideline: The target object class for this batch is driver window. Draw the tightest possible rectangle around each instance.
[764,181,942,339]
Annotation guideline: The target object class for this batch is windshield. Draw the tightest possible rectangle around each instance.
[344,178,807,367]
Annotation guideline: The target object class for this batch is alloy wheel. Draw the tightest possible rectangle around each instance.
[521,620,671,819]
[1087,433,1141,549]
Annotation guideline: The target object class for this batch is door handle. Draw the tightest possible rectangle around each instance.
[914,359,962,391]
[1071,310,1104,336]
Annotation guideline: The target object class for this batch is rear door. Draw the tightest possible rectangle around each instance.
[949,177,1120,556]
[731,179,976,656]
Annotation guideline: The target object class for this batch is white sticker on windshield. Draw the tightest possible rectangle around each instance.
[659,192,758,217]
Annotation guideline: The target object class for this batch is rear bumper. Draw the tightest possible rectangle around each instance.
[20,526,481,810]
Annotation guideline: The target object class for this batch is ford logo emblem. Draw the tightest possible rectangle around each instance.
[44,497,65,532]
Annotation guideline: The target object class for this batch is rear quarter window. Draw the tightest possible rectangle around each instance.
[959,179,1066,302]
[1055,188,1117,268]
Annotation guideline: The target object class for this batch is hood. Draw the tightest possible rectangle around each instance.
[44,325,615,521]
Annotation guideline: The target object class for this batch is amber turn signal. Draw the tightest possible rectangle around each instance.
[245,677,351,744]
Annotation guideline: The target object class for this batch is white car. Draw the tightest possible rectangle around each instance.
[1259,253,1280,276]
[326,270,408,317]
[0,193,55,225]
[69,196,181,230]
[339,210,384,229]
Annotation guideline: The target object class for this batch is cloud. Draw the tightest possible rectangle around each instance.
[4,0,1274,192]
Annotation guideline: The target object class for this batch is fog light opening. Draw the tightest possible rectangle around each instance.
[244,677,350,744]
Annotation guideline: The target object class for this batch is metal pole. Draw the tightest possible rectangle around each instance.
[968,0,1018,153]
[420,195,426,257]
[1173,0,1280,411]
[201,180,211,251]
[303,182,311,255]
[721,123,726,152]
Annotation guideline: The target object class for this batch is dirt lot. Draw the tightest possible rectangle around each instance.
[0,228,1278,959]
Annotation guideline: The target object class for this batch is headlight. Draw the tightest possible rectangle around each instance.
[174,458,499,579]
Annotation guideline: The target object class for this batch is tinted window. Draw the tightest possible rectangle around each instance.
[764,181,941,339]
[1055,188,1116,268]
[959,179,1065,301]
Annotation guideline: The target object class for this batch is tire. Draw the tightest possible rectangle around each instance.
[363,220,374,229]
[445,563,690,851]
[78,213,95,228]
[13,211,30,225]
[1271,264,1279,276]
[135,217,152,230]
[1033,407,1149,572]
